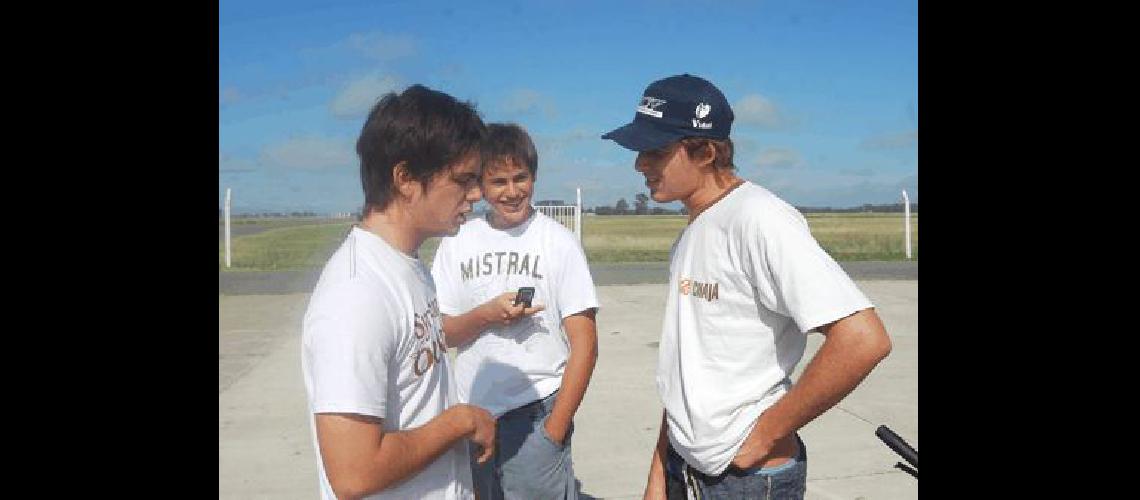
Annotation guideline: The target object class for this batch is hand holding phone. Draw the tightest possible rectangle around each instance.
[513,287,535,308]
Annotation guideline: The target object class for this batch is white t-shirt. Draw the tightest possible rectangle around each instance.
[302,226,473,500]
[431,211,600,417]
[657,182,874,476]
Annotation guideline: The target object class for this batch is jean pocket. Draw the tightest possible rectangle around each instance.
[539,417,572,450]
[754,456,800,476]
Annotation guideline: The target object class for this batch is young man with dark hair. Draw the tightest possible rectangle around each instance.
[431,123,600,500]
[302,84,497,500]
[602,74,892,500]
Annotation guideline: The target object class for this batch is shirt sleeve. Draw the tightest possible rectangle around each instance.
[553,229,600,319]
[304,284,400,418]
[740,204,873,333]
[430,237,464,316]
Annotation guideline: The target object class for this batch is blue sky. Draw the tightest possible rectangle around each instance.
[219,0,917,214]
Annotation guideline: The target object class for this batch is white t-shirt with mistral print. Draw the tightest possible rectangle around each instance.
[657,181,874,476]
[431,211,600,417]
[302,226,473,500]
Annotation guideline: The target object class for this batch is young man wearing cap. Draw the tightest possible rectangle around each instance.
[431,123,600,500]
[602,74,892,500]
[302,85,498,500]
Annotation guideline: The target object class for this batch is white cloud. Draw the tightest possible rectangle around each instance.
[346,31,416,61]
[840,168,876,177]
[220,86,242,106]
[748,170,918,208]
[502,89,557,118]
[734,93,785,129]
[330,73,402,119]
[219,152,256,173]
[534,128,593,158]
[755,148,804,169]
[258,135,356,171]
[861,130,918,150]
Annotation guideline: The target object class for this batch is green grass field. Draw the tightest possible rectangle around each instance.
[219,222,355,271]
[219,213,917,271]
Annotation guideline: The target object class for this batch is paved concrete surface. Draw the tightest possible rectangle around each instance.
[220,280,917,499]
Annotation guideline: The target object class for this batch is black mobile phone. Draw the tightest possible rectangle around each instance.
[513,287,535,308]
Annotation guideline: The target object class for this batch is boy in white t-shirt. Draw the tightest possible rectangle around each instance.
[431,123,600,500]
[301,85,498,500]
[602,74,893,500]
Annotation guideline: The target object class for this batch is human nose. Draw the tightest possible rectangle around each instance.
[634,154,649,173]
[466,182,482,203]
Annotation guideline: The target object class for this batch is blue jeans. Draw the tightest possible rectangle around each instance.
[664,435,807,500]
[471,391,578,500]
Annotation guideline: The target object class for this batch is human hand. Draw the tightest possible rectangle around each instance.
[463,405,497,464]
[730,439,772,470]
[730,426,779,470]
[731,431,798,470]
[483,291,545,327]
[543,415,570,446]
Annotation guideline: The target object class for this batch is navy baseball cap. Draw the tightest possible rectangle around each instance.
[602,74,734,152]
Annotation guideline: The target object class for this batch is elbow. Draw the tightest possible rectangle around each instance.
[331,481,366,500]
[872,331,892,363]
[330,474,388,500]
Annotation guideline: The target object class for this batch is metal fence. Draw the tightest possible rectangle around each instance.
[535,188,582,241]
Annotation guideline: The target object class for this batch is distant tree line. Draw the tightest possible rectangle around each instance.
[219,200,917,220]
[586,195,916,216]
[588,193,690,215]
[220,211,359,219]
[795,202,918,213]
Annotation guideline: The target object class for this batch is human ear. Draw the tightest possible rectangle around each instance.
[392,161,418,199]
[698,142,717,168]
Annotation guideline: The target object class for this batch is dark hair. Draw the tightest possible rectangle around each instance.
[679,137,735,170]
[355,84,486,214]
[481,123,538,180]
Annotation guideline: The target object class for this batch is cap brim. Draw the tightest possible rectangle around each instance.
[601,120,684,152]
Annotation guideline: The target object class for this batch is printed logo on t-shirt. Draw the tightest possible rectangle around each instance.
[411,298,448,377]
[679,277,719,302]
[459,251,544,282]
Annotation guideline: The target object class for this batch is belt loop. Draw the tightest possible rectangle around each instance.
[683,464,702,500]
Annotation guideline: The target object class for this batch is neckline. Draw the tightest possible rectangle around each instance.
[351,225,422,265]
[687,179,747,224]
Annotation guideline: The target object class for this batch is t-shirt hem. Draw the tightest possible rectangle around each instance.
[559,301,600,320]
[668,390,788,476]
[797,301,874,333]
[438,304,463,316]
[311,403,386,419]
[483,377,563,417]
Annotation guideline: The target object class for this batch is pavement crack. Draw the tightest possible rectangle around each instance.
[835,404,873,425]
[811,469,905,481]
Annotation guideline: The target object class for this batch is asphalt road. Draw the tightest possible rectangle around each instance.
[219,261,916,295]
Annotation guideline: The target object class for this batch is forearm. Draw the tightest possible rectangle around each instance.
[547,313,598,433]
[325,406,474,498]
[645,411,669,494]
[441,307,493,348]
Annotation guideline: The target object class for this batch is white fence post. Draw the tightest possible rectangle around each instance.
[902,189,912,259]
[225,188,232,268]
[575,187,582,242]
[534,189,583,243]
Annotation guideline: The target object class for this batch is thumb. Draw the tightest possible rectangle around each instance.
[477,444,494,464]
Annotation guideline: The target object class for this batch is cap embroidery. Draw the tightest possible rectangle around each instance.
[695,103,711,119]
[637,96,666,118]
[692,102,713,129]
